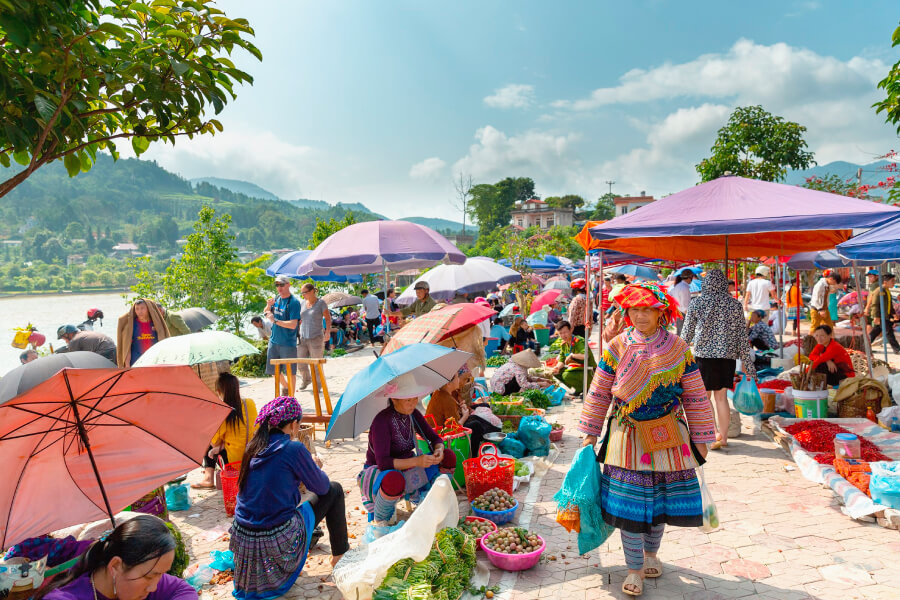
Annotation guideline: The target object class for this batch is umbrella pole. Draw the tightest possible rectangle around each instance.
[879,264,889,364]
[776,257,783,358]
[65,374,117,528]
[795,271,801,352]
[383,265,390,337]
[854,262,875,375]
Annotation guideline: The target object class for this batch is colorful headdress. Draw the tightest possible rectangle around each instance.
[613,282,680,326]
[256,396,302,427]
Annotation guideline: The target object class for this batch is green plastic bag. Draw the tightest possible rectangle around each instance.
[553,446,615,555]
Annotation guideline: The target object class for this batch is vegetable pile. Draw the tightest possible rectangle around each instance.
[483,528,541,555]
[550,423,563,431]
[459,518,494,539]
[513,460,530,477]
[784,420,889,465]
[519,389,551,409]
[486,355,509,367]
[472,488,515,511]
[374,527,476,600]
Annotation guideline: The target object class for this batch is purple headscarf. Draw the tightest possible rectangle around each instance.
[256,396,303,428]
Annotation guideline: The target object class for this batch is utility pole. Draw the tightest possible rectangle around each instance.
[605,180,615,195]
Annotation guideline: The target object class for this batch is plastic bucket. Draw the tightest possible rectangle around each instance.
[793,389,828,418]
[221,461,241,517]
[534,328,550,347]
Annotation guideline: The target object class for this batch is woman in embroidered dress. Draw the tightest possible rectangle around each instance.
[358,376,457,527]
[579,282,714,597]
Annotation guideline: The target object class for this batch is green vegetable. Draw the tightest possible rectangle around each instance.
[514,460,530,477]
[501,421,517,433]
[375,527,476,600]
[164,521,189,578]
[486,355,509,367]
[520,389,551,409]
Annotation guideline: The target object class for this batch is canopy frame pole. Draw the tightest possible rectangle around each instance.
[853,262,875,375]
[795,271,801,352]
[776,257,784,358]
[878,264,890,364]
[64,371,117,528]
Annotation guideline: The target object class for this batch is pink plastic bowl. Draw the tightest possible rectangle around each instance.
[463,516,498,551]
[480,533,545,571]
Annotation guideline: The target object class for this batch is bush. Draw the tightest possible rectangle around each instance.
[232,338,268,377]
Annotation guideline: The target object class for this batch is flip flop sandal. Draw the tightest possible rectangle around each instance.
[190,483,216,490]
[622,573,644,596]
[643,556,663,578]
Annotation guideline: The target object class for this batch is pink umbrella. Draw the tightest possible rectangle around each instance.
[531,289,563,314]
[0,366,229,547]
[839,290,867,306]
[296,220,466,276]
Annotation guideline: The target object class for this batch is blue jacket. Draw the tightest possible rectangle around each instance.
[234,430,330,529]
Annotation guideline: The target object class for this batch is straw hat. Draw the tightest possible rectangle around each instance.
[511,350,541,369]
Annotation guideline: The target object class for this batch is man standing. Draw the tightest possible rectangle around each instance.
[869,272,899,355]
[361,289,382,345]
[744,266,777,318]
[250,315,272,341]
[56,324,117,361]
[810,270,840,330]
[264,275,301,396]
[669,271,694,335]
[392,281,436,318]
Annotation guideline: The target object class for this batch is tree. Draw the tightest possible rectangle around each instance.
[802,174,870,199]
[467,177,535,235]
[308,212,357,249]
[0,0,260,198]
[590,193,618,220]
[875,22,900,133]
[452,172,473,236]
[544,194,585,210]
[64,222,84,240]
[695,106,815,182]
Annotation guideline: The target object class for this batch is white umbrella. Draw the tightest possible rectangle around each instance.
[396,257,521,305]
[321,292,364,308]
[132,331,258,366]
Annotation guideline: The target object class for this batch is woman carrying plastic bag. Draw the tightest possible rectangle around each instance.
[578,283,715,596]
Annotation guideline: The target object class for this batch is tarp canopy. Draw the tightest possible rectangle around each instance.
[588,176,900,261]
[837,218,900,262]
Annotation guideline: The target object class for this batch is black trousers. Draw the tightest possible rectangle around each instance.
[814,363,850,387]
[365,318,381,343]
[870,321,900,352]
[203,446,228,469]
[309,481,350,556]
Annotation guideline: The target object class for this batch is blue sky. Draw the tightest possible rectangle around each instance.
[140,0,900,220]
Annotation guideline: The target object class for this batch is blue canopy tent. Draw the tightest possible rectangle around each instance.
[497,257,565,272]
[786,250,880,271]
[266,250,363,283]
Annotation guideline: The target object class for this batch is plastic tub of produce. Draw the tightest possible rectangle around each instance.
[549,424,564,442]
[461,516,498,550]
[481,530,545,571]
[471,500,519,525]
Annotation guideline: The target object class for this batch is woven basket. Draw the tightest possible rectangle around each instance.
[838,386,890,418]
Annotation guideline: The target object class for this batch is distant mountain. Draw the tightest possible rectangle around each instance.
[190,177,280,200]
[401,216,467,233]
[785,160,894,196]
[284,198,331,210]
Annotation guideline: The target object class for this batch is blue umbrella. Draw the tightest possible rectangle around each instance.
[607,264,659,281]
[325,344,471,440]
[673,266,703,278]
[266,250,363,283]
[690,279,702,293]
[499,303,519,317]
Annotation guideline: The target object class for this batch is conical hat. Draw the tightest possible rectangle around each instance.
[511,350,541,369]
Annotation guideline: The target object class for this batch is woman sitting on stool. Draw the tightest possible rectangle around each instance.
[809,325,855,386]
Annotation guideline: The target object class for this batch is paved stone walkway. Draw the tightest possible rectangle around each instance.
[174,353,900,600]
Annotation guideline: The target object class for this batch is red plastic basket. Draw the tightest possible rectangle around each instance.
[463,443,514,502]
[221,460,241,517]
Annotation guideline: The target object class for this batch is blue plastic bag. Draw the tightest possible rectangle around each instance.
[870,461,900,509]
[209,550,234,571]
[499,434,526,458]
[553,446,615,555]
[165,483,191,512]
[518,415,552,457]
[733,375,763,415]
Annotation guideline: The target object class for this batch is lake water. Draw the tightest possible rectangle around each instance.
[0,292,130,376]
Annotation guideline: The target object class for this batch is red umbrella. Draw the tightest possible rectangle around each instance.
[0,366,229,547]
[382,303,496,355]
[531,289,564,314]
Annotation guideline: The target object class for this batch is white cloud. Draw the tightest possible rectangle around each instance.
[484,84,536,109]
[408,157,447,181]
[452,125,580,184]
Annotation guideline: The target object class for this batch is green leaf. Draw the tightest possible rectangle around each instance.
[169,58,189,76]
[64,153,81,177]
[34,95,57,122]
[132,135,150,155]
[163,29,189,40]
[12,150,30,166]
[97,22,129,38]
[79,151,93,172]
[0,153,10,168]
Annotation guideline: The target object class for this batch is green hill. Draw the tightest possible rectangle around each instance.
[401,216,467,233]
[190,176,280,200]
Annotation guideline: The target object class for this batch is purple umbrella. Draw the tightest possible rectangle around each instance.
[296,220,466,276]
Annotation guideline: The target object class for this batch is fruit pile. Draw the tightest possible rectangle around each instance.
[472,488,515,511]
[460,518,494,539]
[784,420,889,465]
[483,528,541,555]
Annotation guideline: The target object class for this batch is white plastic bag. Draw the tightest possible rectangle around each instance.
[698,466,720,532]
[332,475,459,600]
[770,309,785,334]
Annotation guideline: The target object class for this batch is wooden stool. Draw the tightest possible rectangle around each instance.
[269,357,333,433]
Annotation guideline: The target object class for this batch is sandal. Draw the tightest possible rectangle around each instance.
[190,483,216,490]
[622,573,644,596]
[710,440,727,450]
[643,556,662,578]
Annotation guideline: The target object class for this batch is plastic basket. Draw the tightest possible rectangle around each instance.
[463,516,498,550]
[471,499,519,525]
[221,461,241,517]
[481,532,544,571]
[463,443,515,501]
[548,425,564,443]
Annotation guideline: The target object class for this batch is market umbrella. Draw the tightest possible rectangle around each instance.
[394,257,521,304]
[530,289,563,314]
[543,280,573,293]
[0,352,116,404]
[839,290,868,307]
[322,292,364,308]
[326,344,471,440]
[673,266,703,277]
[499,303,519,318]
[381,304,495,355]
[177,307,219,333]
[132,331,258,366]
[837,217,900,261]
[296,221,466,276]
[607,264,659,281]
[0,366,229,547]
[589,176,900,261]
[527,309,549,327]
[266,250,363,283]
